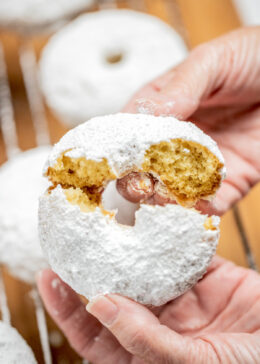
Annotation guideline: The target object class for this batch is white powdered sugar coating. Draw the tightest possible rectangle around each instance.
[39,113,224,305]
[0,322,37,363]
[45,113,226,182]
[39,10,188,126]
[0,147,51,284]
[0,0,94,34]
[39,186,220,306]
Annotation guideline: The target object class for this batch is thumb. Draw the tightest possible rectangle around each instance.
[86,294,208,363]
[123,39,227,120]
[124,27,260,120]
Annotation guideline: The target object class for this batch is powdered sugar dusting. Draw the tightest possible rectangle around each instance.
[136,98,158,115]
[51,278,61,289]
[39,187,220,306]
[39,113,224,306]
[51,278,68,299]
[0,146,51,283]
[0,322,37,363]
[45,113,226,182]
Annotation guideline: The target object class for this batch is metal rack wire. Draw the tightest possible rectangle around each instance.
[0,37,53,364]
[0,0,257,363]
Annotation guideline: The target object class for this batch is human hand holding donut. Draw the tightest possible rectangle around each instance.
[122,26,260,216]
[38,27,260,363]
[38,257,260,363]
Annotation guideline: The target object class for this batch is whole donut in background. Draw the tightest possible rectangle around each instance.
[39,113,225,306]
[39,9,188,127]
[0,147,50,284]
[0,322,37,363]
[0,0,95,34]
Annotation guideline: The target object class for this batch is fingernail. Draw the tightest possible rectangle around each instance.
[86,295,119,326]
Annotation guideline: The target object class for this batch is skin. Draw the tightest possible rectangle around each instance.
[120,26,260,215]
[38,27,260,363]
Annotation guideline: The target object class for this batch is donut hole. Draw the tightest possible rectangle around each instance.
[105,51,124,64]
[102,180,139,226]
[142,139,223,206]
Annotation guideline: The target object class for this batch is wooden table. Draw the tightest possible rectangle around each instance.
[0,1,259,363]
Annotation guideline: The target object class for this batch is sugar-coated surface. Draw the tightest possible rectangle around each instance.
[0,147,50,283]
[0,322,37,364]
[39,10,188,126]
[45,113,226,182]
[0,0,94,34]
[39,185,219,306]
[40,113,224,305]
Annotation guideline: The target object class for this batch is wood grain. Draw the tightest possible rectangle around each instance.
[176,0,241,46]
[238,184,260,268]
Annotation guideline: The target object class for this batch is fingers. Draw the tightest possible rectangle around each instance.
[37,270,130,364]
[87,294,210,364]
[116,172,176,205]
[116,172,154,203]
[116,171,220,215]
[38,270,204,363]
[124,27,260,119]
[124,41,223,119]
[159,256,249,334]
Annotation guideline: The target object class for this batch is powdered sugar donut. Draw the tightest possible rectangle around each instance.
[39,10,188,127]
[0,147,51,284]
[0,322,37,363]
[0,0,94,34]
[39,113,225,306]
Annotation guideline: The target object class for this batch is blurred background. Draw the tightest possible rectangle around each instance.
[0,0,259,363]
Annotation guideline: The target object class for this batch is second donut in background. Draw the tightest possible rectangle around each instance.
[39,9,188,127]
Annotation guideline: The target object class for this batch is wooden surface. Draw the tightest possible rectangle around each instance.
[0,0,259,363]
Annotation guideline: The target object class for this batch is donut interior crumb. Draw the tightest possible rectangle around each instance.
[47,154,116,211]
[204,217,217,231]
[47,138,223,213]
[142,139,223,206]
[65,187,99,212]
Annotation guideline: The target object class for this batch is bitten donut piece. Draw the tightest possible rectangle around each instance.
[0,322,37,364]
[45,113,225,206]
[0,147,50,283]
[0,0,94,34]
[39,10,187,125]
[39,113,224,305]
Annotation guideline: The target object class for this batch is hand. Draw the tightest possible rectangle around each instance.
[38,256,260,363]
[38,28,260,364]
[122,26,260,216]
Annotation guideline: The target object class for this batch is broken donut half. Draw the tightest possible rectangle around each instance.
[39,113,225,306]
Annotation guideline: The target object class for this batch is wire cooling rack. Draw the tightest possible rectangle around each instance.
[0,0,257,363]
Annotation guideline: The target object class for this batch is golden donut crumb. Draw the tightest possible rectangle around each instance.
[47,153,116,212]
[47,138,223,214]
[204,217,217,231]
[142,139,223,206]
